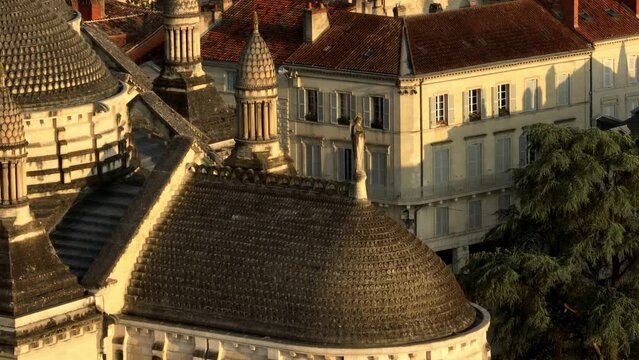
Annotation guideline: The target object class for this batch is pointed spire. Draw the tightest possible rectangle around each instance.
[253,11,259,34]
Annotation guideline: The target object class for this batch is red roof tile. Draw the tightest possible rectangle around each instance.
[86,0,163,53]
[201,0,307,64]
[405,0,590,75]
[537,0,639,42]
[285,11,402,75]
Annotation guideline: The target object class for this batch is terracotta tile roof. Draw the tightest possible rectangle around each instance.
[537,0,639,42]
[201,0,307,64]
[86,0,163,53]
[125,164,476,346]
[405,0,590,75]
[286,11,403,75]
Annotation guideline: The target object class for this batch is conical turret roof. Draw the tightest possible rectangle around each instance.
[42,0,75,21]
[0,64,84,317]
[0,0,119,110]
[0,68,26,147]
[162,0,199,16]
[236,12,277,91]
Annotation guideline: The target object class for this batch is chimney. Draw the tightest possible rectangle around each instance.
[393,4,406,17]
[78,0,105,21]
[304,2,329,42]
[221,0,233,11]
[560,0,579,28]
[622,0,639,17]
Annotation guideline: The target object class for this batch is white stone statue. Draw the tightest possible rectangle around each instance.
[350,114,367,200]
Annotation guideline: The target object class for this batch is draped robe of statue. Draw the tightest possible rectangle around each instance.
[350,114,367,200]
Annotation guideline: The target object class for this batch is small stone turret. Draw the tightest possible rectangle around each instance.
[224,12,293,174]
[153,0,235,142]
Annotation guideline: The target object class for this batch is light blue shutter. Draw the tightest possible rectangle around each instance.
[462,91,468,122]
[337,148,345,181]
[480,89,487,119]
[447,94,454,124]
[519,133,528,167]
[509,83,516,113]
[298,88,305,120]
[350,94,357,121]
[317,91,324,122]
[429,96,436,127]
[383,98,390,130]
[363,97,371,127]
[329,92,337,124]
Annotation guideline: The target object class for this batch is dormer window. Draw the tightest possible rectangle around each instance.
[605,8,620,17]
[579,11,593,20]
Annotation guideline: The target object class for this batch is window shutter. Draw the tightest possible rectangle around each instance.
[297,88,306,120]
[447,93,454,123]
[491,86,498,117]
[604,59,614,88]
[313,144,321,177]
[350,94,357,121]
[480,89,486,119]
[383,98,390,130]
[462,91,468,122]
[495,139,503,173]
[337,148,345,181]
[429,96,436,127]
[363,97,371,127]
[305,144,312,176]
[365,151,371,184]
[631,55,638,82]
[519,133,528,167]
[329,92,337,124]
[317,91,324,122]
[509,83,516,113]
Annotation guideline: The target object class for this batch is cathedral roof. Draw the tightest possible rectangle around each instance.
[125,165,476,346]
[162,0,199,17]
[0,67,26,146]
[42,0,76,21]
[0,0,119,110]
[236,12,277,91]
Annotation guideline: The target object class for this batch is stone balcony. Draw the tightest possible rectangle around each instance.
[369,171,513,205]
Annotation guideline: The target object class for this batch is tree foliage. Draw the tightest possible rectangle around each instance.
[462,124,639,360]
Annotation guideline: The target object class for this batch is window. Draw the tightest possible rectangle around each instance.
[226,70,236,91]
[305,143,321,177]
[337,147,353,181]
[557,74,570,106]
[435,207,449,236]
[434,148,449,193]
[519,133,535,167]
[468,200,482,230]
[371,96,384,129]
[524,79,537,111]
[468,89,481,121]
[498,193,511,223]
[602,103,616,117]
[603,59,614,88]
[497,84,510,116]
[629,55,638,83]
[629,98,639,115]
[337,92,351,125]
[298,89,320,122]
[435,94,448,126]
[371,151,387,185]
[466,143,482,186]
[495,137,511,173]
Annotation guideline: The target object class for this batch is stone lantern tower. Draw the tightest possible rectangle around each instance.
[153,0,234,141]
[224,12,293,173]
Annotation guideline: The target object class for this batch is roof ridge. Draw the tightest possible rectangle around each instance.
[187,164,351,197]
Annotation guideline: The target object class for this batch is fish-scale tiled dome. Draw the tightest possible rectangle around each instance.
[0,0,119,110]
[162,0,199,16]
[236,12,277,91]
[0,67,26,147]
[126,166,477,346]
[42,0,75,21]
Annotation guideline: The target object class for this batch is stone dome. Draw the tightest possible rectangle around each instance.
[42,0,75,21]
[0,68,26,146]
[126,167,477,346]
[162,0,199,16]
[0,0,119,110]
[236,12,277,91]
